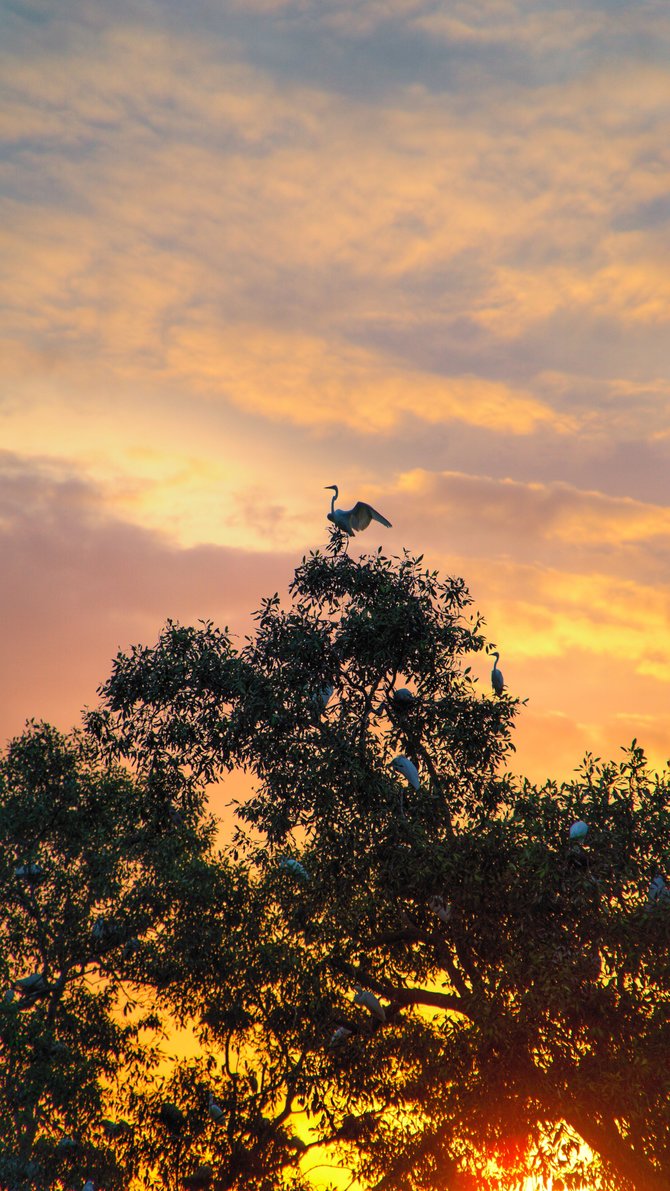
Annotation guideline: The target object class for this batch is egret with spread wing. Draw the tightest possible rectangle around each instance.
[325,485,392,537]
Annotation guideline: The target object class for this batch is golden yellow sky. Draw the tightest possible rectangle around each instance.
[1,0,669,790]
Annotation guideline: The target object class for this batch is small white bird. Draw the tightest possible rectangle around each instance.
[92,916,106,943]
[208,1093,225,1124]
[647,873,670,905]
[325,485,392,537]
[491,652,504,696]
[391,755,420,791]
[14,863,44,883]
[353,984,386,1022]
[15,973,47,995]
[427,895,452,924]
[56,1137,78,1154]
[279,857,310,882]
[329,1025,353,1047]
[569,821,589,843]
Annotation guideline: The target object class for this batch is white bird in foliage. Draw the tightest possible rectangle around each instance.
[15,973,47,997]
[428,895,452,924]
[329,1025,353,1047]
[569,821,589,843]
[279,856,310,882]
[325,485,392,537]
[490,652,504,696]
[14,862,44,884]
[56,1137,79,1154]
[208,1092,225,1124]
[391,755,420,791]
[353,984,386,1022]
[647,873,670,905]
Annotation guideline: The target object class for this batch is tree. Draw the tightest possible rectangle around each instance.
[88,539,670,1190]
[0,720,226,1190]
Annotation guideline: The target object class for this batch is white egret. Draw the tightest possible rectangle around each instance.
[490,652,504,696]
[569,821,589,843]
[647,873,670,905]
[325,486,392,537]
[208,1092,225,1124]
[14,863,44,884]
[279,857,309,882]
[15,973,47,996]
[427,895,452,924]
[391,755,420,791]
[329,1025,353,1047]
[56,1138,79,1154]
[353,984,386,1022]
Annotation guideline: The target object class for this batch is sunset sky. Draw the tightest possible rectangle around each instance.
[2,0,669,799]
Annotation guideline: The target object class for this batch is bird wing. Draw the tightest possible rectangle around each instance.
[348,502,392,531]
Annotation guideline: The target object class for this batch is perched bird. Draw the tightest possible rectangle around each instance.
[56,1137,79,1155]
[2,989,16,1007]
[83,1182,95,1191]
[208,1092,225,1124]
[353,984,386,1022]
[427,895,452,924]
[15,973,47,996]
[391,688,415,710]
[91,916,107,944]
[329,1025,353,1047]
[279,856,310,882]
[490,652,504,696]
[647,873,670,906]
[391,755,420,791]
[14,862,44,884]
[569,821,589,843]
[325,485,392,537]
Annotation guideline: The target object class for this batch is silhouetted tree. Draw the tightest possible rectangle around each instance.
[83,539,670,1190]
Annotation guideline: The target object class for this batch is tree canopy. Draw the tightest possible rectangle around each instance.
[2,537,669,1190]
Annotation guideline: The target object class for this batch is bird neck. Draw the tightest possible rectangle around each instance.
[330,486,338,513]
[492,653,500,666]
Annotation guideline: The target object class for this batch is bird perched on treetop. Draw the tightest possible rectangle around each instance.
[490,651,504,696]
[353,984,386,1022]
[569,820,589,842]
[325,486,392,537]
[391,755,420,791]
[279,856,309,882]
[208,1092,225,1124]
[329,1025,354,1047]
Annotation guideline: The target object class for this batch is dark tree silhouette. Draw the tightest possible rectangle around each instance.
[9,538,669,1190]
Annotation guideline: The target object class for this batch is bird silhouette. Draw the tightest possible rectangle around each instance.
[325,485,392,537]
